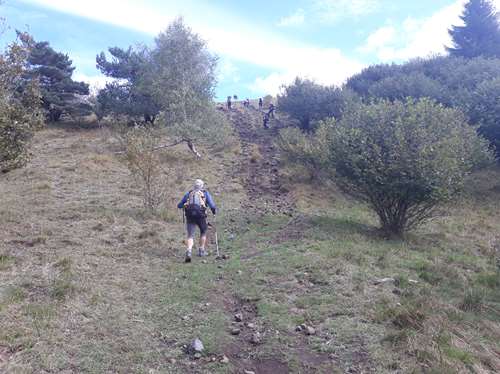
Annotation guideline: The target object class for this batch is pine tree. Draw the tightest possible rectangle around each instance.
[447,0,500,58]
[18,32,90,122]
[96,46,160,123]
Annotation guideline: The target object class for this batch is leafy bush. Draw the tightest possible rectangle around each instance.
[0,37,43,172]
[346,56,500,155]
[278,77,357,132]
[121,125,170,213]
[367,72,447,103]
[327,98,493,236]
[468,78,500,153]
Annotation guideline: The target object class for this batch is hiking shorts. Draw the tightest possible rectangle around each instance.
[186,217,208,238]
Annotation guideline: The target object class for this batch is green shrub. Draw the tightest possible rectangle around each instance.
[0,36,43,172]
[277,77,357,132]
[327,98,493,236]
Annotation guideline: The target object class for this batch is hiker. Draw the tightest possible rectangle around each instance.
[178,179,217,263]
[258,98,263,110]
[244,98,250,108]
[227,96,232,110]
[263,112,270,129]
[268,103,275,118]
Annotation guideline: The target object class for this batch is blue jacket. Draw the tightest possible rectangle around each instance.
[178,190,217,213]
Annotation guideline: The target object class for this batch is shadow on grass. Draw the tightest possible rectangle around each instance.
[306,214,383,241]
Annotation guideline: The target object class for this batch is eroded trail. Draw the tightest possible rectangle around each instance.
[225,106,294,217]
[211,106,340,374]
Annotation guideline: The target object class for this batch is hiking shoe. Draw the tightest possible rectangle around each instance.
[198,248,207,257]
[185,251,192,263]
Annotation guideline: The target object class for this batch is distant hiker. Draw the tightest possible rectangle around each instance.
[258,98,263,110]
[178,179,217,263]
[263,112,270,129]
[227,96,232,110]
[244,98,250,108]
[268,103,275,118]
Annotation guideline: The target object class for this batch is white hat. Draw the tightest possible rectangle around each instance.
[194,179,204,190]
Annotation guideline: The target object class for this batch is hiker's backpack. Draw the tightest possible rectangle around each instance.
[184,190,207,220]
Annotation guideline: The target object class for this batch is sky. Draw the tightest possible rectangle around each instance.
[1,0,499,100]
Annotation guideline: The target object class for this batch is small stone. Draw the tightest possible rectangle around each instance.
[305,326,316,336]
[194,353,202,360]
[182,315,189,321]
[230,328,241,335]
[201,260,207,264]
[218,265,223,269]
[295,325,303,332]
[220,355,229,364]
[244,371,256,374]
[237,270,243,275]
[191,338,204,353]
[169,358,176,364]
[373,277,395,285]
[250,332,262,345]
[234,313,243,322]
[246,323,256,329]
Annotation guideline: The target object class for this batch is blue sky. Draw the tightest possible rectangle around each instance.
[1,0,497,99]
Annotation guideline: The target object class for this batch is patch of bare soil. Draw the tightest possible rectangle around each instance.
[225,107,294,218]
[221,293,290,374]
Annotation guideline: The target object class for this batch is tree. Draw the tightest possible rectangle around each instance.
[447,0,500,58]
[326,98,492,236]
[1,35,43,172]
[278,78,357,132]
[148,18,229,157]
[96,46,160,123]
[18,33,90,122]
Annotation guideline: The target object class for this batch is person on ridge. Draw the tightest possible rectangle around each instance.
[178,179,217,263]
[263,112,270,129]
[227,96,232,110]
[268,103,275,118]
[258,97,263,110]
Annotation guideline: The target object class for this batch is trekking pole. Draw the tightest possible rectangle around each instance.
[214,214,221,259]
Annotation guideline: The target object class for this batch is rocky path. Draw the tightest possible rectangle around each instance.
[225,106,294,218]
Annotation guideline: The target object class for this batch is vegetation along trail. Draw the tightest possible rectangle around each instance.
[2,0,500,372]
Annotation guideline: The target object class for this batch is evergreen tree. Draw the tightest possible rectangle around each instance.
[96,46,160,123]
[18,33,90,122]
[447,0,500,58]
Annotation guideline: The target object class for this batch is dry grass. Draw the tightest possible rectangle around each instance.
[0,120,499,373]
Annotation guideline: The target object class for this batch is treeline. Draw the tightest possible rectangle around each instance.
[0,17,231,175]
[277,0,500,236]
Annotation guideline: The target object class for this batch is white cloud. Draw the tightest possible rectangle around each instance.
[218,60,240,83]
[250,47,364,95]
[358,25,396,54]
[360,0,500,62]
[278,8,305,27]
[73,72,113,95]
[20,0,365,95]
[313,0,379,23]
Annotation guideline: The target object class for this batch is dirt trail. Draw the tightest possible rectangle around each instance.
[225,106,294,217]
[212,106,338,373]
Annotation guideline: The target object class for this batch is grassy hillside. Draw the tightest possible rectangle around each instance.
[1,105,499,373]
